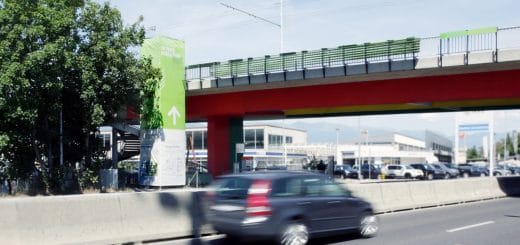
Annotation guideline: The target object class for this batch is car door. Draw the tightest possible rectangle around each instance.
[302,177,358,233]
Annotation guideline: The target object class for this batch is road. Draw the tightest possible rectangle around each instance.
[154,197,520,245]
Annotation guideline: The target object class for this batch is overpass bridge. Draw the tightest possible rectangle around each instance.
[180,26,520,176]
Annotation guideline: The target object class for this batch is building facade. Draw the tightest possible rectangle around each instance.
[186,124,308,171]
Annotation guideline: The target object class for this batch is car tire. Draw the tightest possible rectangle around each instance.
[480,172,486,177]
[444,174,449,179]
[495,172,502,176]
[341,173,346,179]
[404,173,411,179]
[359,212,379,238]
[279,220,309,245]
[463,172,469,178]
[427,173,434,180]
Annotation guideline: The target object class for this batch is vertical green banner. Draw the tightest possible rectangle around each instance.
[140,37,186,186]
[141,36,185,129]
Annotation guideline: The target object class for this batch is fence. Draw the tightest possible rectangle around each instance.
[185,26,520,89]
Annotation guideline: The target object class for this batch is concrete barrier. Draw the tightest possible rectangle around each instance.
[345,177,515,214]
[1,177,517,244]
[0,190,211,245]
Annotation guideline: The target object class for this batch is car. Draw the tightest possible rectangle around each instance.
[382,164,423,179]
[431,163,459,178]
[491,167,512,176]
[456,164,484,178]
[409,163,446,180]
[334,164,354,179]
[507,166,520,175]
[205,171,378,245]
[348,164,382,179]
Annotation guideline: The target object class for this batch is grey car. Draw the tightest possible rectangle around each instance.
[204,171,378,245]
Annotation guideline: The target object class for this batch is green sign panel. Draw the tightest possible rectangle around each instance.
[141,37,185,130]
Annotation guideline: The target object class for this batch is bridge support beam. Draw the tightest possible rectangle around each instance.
[207,116,243,176]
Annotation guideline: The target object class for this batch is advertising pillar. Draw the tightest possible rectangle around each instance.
[139,37,186,186]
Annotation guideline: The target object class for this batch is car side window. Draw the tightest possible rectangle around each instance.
[321,182,349,197]
[271,177,303,197]
[302,177,322,197]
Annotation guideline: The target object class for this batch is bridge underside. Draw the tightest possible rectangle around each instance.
[187,62,520,176]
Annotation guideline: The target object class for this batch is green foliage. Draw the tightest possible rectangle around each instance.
[466,146,480,160]
[139,58,163,129]
[0,0,159,193]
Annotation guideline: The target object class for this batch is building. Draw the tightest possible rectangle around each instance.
[424,130,453,163]
[186,124,308,171]
[336,133,439,167]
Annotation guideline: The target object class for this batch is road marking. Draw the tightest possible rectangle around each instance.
[446,221,495,233]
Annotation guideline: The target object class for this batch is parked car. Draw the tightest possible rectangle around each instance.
[348,164,382,179]
[334,164,354,179]
[205,171,378,245]
[431,163,459,178]
[491,167,512,176]
[456,164,484,178]
[409,163,446,180]
[382,164,423,179]
[507,166,520,175]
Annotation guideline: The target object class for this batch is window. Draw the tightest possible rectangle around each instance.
[244,129,255,149]
[256,129,264,149]
[272,177,303,197]
[269,134,284,146]
[193,131,203,149]
[321,183,347,197]
[285,136,293,144]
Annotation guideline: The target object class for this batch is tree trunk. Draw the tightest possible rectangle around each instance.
[84,133,91,169]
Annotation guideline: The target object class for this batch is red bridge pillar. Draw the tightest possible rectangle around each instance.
[207,116,243,177]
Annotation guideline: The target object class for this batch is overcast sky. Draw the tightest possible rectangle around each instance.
[103,0,520,143]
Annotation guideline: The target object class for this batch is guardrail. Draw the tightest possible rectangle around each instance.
[185,26,520,90]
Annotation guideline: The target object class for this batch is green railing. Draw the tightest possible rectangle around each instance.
[186,37,420,81]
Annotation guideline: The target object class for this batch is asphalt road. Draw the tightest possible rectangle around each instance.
[154,197,520,245]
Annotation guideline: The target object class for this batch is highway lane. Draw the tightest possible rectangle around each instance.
[154,197,520,245]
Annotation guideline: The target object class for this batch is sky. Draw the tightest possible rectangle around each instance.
[102,0,520,144]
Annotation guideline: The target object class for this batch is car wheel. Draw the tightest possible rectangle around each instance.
[359,212,379,238]
[427,173,434,180]
[480,172,486,177]
[279,221,309,245]
[341,173,346,179]
[463,172,469,178]
[495,172,502,176]
[404,173,411,179]
[444,174,449,179]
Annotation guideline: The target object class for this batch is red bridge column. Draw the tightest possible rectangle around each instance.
[207,116,243,177]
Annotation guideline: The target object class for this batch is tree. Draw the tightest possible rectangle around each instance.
[466,146,479,160]
[0,0,160,193]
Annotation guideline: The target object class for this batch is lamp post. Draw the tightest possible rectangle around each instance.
[361,130,369,179]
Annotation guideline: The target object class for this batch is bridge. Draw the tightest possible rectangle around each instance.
[180,26,520,176]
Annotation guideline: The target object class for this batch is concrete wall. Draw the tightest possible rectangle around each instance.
[0,190,209,245]
[344,177,517,213]
[1,177,518,244]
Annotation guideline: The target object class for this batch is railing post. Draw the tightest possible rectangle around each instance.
[247,58,252,84]
[495,31,498,62]
[387,40,392,72]
[364,43,369,74]
[264,55,269,83]
[321,48,327,78]
[302,51,307,80]
[342,47,347,76]
[464,34,469,65]
[439,38,443,67]
[199,65,203,89]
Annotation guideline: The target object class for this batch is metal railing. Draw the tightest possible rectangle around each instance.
[185,26,520,90]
